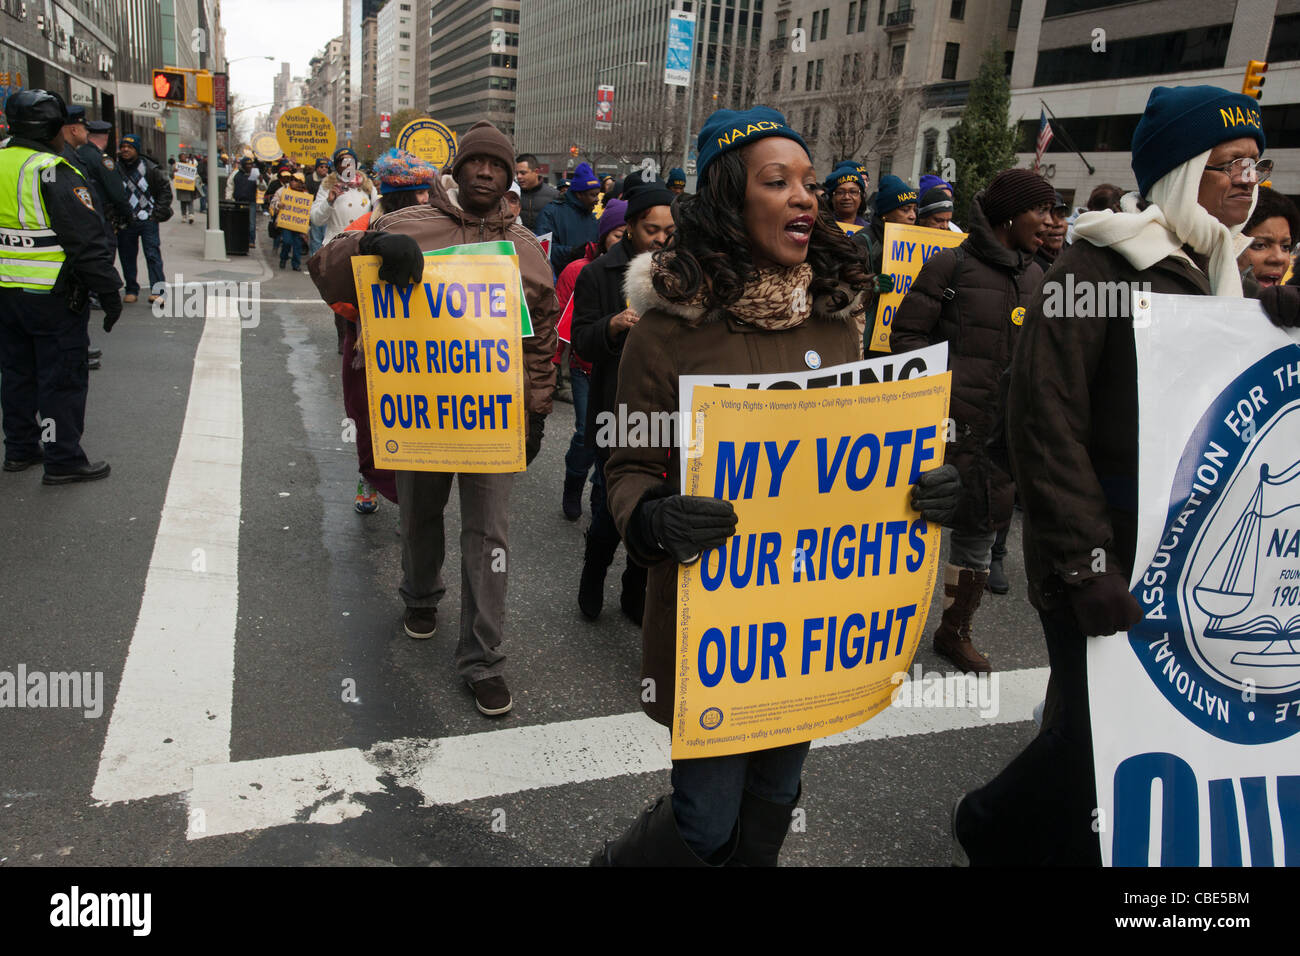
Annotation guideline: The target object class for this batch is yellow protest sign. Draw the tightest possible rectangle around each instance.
[837,220,865,237]
[673,371,951,758]
[352,254,526,473]
[395,118,458,169]
[276,106,337,165]
[275,189,312,233]
[868,222,967,353]
[251,131,282,162]
[173,161,197,191]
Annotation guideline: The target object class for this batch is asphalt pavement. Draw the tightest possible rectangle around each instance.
[0,211,1052,867]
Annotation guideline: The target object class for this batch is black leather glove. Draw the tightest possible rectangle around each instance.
[873,272,894,294]
[526,411,545,465]
[101,290,123,332]
[910,464,961,525]
[1068,572,1143,637]
[357,231,423,287]
[1258,284,1300,328]
[634,495,738,565]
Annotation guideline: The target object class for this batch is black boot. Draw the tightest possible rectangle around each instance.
[562,472,584,521]
[728,784,801,867]
[620,561,646,626]
[590,795,737,867]
[578,527,618,620]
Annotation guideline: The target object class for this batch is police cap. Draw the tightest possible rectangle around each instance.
[87,120,113,133]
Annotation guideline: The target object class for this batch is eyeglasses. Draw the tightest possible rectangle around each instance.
[1204,157,1273,182]
[832,187,862,198]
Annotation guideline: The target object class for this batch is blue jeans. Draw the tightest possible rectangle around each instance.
[671,741,809,857]
[564,365,594,480]
[248,201,258,245]
[279,231,305,269]
[116,218,165,296]
[309,222,326,255]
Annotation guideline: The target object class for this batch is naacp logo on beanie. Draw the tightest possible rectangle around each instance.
[874,174,918,215]
[1130,85,1266,197]
[695,106,809,184]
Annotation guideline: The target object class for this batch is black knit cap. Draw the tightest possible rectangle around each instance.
[624,180,675,220]
[980,169,1057,225]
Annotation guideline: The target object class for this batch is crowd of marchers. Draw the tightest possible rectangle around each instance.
[3,80,1299,866]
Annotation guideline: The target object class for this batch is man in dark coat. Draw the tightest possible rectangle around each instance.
[891,171,1050,673]
[115,133,172,304]
[570,179,675,624]
[515,152,558,232]
[953,84,1299,867]
[535,161,600,274]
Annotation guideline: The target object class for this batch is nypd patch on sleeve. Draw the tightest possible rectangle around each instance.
[74,187,94,210]
[102,157,114,170]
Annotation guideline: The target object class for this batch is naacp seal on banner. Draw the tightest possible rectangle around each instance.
[1131,349,1300,745]
[699,706,724,731]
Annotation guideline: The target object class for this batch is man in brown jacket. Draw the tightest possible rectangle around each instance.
[309,122,559,717]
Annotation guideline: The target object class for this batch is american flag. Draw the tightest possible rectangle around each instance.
[1034,109,1054,169]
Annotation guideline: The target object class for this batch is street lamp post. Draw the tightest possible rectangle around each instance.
[204,54,272,261]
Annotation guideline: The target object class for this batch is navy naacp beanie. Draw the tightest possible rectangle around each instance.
[1131,85,1266,197]
[696,106,809,185]
[874,174,918,215]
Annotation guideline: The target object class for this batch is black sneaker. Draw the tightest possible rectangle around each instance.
[470,676,512,716]
[42,461,111,485]
[88,348,103,359]
[403,606,437,639]
[3,449,42,472]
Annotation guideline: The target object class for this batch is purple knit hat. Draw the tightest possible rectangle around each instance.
[598,198,628,241]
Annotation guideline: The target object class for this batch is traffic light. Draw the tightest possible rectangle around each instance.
[195,71,213,106]
[152,69,186,101]
[1242,60,1267,100]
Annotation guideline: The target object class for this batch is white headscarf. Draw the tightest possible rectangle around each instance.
[1072,149,1257,296]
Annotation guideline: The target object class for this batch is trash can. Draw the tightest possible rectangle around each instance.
[219,200,250,256]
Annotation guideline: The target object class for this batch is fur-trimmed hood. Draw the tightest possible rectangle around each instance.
[622,249,865,328]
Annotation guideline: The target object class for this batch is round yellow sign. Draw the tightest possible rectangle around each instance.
[1011,306,1026,326]
[276,106,337,165]
[251,132,282,162]
[395,118,458,170]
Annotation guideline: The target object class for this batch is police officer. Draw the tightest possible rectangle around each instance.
[0,90,122,484]
[61,106,127,367]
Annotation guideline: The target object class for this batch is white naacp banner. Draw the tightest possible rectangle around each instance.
[1092,291,1300,866]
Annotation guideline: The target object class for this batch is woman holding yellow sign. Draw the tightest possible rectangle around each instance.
[591,107,962,867]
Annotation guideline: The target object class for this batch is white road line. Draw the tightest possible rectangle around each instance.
[187,667,1047,840]
[93,294,242,804]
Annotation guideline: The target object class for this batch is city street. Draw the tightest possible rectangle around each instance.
[0,214,1055,868]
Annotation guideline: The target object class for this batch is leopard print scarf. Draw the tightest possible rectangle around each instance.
[652,255,815,330]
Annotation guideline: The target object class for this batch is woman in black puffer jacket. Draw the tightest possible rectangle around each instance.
[890,169,1052,674]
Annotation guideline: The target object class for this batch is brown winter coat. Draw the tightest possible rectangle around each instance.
[1008,235,1261,611]
[606,252,863,727]
[889,194,1043,534]
[308,174,559,416]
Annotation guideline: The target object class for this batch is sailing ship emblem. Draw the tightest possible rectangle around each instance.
[1192,460,1300,672]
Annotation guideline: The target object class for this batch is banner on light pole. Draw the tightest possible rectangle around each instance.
[595,85,614,130]
[665,10,695,86]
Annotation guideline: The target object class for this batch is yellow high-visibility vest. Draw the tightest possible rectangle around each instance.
[0,146,82,291]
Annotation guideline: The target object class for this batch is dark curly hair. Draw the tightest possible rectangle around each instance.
[651,148,871,314]
[1245,185,1300,241]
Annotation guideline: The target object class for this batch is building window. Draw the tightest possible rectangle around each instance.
[1005,50,1014,76]
[811,10,820,39]
[1032,24,1230,85]
[841,53,851,84]
[853,52,864,82]
[922,128,939,170]
[890,45,905,76]
[1009,0,1022,29]
[791,65,797,89]
[871,51,879,78]
[878,0,885,26]
[886,105,899,134]
[805,60,813,90]
[880,154,893,177]
[950,0,965,18]
[815,58,824,90]
[811,106,821,138]
[942,42,959,79]
[858,1,870,31]
[772,67,781,91]
[848,1,857,32]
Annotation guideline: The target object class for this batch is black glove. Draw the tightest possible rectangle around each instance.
[635,495,738,565]
[101,290,123,333]
[873,273,894,294]
[357,231,423,287]
[910,464,962,526]
[526,411,545,465]
[1258,284,1300,329]
[1067,572,1143,637]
